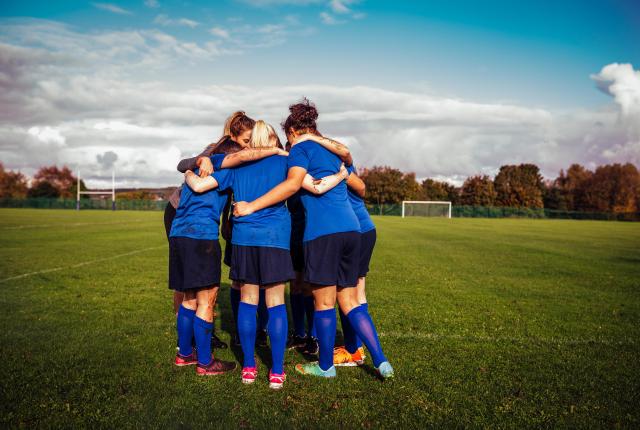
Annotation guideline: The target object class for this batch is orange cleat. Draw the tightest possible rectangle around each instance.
[333,346,365,367]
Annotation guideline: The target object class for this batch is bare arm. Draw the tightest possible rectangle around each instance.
[177,143,216,173]
[234,167,306,217]
[295,134,352,166]
[301,164,348,195]
[346,171,366,198]
[184,170,219,193]
[219,147,288,168]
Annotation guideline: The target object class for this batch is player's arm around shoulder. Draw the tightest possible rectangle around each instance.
[220,147,288,168]
[184,170,220,193]
[301,163,348,195]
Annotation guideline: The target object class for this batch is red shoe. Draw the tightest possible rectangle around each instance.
[174,352,197,366]
[242,367,258,384]
[196,358,237,375]
[269,370,286,390]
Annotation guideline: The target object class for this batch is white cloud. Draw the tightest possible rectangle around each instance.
[591,63,640,117]
[320,12,344,25]
[144,0,159,8]
[330,0,351,14]
[153,14,199,28]
[92,3,133,15]
[209,27,230,39]
[0,20,637,188]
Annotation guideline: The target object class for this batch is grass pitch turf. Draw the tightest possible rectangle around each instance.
[0,208,638,428]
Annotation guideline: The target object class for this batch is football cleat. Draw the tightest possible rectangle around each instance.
[196,358,236,375]
[294,362,336,378]
[333,346,365,367]
[268,370,286,390]
[242,366,258,384]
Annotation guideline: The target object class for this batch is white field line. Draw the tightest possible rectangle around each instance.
[0,246,164,284]
[378,331,636,346]
[1,220,152,230]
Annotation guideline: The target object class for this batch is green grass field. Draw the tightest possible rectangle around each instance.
[1,209,639,428]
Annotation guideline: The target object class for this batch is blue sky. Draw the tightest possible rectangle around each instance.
[1,0,639,187]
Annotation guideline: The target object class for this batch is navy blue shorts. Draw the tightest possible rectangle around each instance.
[359,229,377,278]
[290,233,304,273]
[304,231,360,288]
[230,245,295,286]
[223,239,232,267]
[169,237,221,291]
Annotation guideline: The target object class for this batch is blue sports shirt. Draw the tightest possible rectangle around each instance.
[346,165,375,233]
[287,140,359,242]
[170,168,228,240]
[213,155,291,250]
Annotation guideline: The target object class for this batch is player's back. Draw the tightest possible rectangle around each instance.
[288,140,359,242]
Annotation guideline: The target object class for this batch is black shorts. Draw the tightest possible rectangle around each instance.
[304,231,360,288]
[359,229,377,278]
[164,203,176,241]
[230,245,295,286]
[290,234,304,273]
[169,237,222,291]
[223,239,232,267]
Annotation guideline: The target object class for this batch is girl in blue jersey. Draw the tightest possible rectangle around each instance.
[171,111,253,351]
[234,99,394,379]
[285,133,354,355]
[178,113,274,349]
[187,120,294,389]
[302,162,375,367]
[170,155,237,376]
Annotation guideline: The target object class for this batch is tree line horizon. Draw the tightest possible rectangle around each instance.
[1,161,639,214]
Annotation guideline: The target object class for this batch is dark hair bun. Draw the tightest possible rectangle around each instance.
[283,97,318,131]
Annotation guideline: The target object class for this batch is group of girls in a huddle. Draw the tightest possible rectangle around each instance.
[166,99,393,389]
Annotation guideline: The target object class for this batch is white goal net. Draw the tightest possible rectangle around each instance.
[402,201,452,218]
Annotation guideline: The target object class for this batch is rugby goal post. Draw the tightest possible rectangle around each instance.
[76,170,116,211]
[402,201,452,218]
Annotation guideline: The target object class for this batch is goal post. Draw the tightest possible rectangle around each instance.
[76,170,116,211]
[402,201,452,218]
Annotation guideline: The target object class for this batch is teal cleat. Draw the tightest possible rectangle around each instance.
[376,361,394,379]
[295,362,336,378]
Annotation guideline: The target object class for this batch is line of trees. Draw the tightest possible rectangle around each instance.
[0,164,87,199]
[359,163,640,213]
[2,162,639,213]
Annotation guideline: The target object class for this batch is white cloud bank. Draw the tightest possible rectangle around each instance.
[0,19,638,188]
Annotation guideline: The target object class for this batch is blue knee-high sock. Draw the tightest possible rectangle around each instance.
[267,304,288,374]
[290,293,306,338]
[238,302,258,368]
[339,308,361,354]
[347,305,387,367]
[314,308,336,371]
[304,296,316,338]
[257,289,269,332]
[230,288,240,327]
[194,316,213,366]
[177,305,195,356]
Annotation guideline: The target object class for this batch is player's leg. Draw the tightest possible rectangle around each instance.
[175,290,197,366]
[288,237,307,349]
[295,284,337,377]
[238,283,259,383]
[193,285,236,375]
[229,281,241,345]
[336,231,392,378]
[265,283,287,389]
[335,229,375,365]
[287,271,307,349]
[256,289,269,347]
[301,281,318,354]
